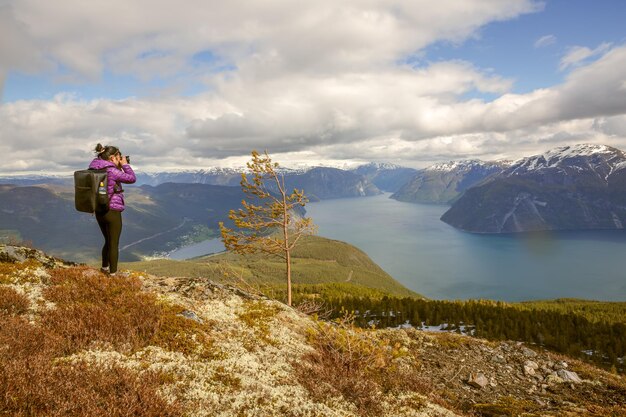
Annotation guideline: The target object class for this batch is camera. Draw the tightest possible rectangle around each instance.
[125,155,131,164]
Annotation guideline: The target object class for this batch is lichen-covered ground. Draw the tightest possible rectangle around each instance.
[1,244,624,417]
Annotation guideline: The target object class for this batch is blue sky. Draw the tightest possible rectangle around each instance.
[1,0,626,173]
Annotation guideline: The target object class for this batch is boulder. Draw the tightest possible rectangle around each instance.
[523,360,539,376]
[467,372,489,389]
[557,370,582,383]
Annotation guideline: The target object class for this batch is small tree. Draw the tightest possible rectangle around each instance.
[219,150,316,306]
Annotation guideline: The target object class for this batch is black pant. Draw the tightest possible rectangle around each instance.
[95,210,122,273]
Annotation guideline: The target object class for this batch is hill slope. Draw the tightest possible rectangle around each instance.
[2,244,625,417]
[122,235,419,299]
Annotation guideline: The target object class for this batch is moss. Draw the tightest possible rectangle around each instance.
[151,303,220,359]
[211,365,242,390]
[472,396,541,416]
[0,259,43,285]
[237,300,280,347]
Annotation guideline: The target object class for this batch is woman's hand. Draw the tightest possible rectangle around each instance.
[120,155,129,165]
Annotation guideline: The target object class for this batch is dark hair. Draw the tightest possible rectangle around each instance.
[95,143,121,161]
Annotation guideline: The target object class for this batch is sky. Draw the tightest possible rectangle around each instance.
[1,0,626,174]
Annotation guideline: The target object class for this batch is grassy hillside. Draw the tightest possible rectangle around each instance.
[121,235,421,299]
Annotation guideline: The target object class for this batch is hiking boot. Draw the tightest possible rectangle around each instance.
[109,271,131,278]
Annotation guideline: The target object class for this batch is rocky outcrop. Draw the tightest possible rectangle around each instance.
[441,144,626,233]
[415,333,625,415]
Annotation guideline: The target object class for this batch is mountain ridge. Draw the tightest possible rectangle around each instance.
[441,144,626,233]
[391,159,508,204]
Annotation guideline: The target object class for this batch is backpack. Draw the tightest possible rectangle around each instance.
[74,168,110,213]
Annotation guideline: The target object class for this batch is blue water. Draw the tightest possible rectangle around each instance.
[169,193,626,301]
[304,194,626,302]
[169,238,225,260]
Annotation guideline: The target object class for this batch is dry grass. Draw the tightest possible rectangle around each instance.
[295,314,425,416]
[0,265,223,416]
[0,313,182,417]
[0,286,30,315]
[41,267,214,356]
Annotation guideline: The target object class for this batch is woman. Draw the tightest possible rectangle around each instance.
[89,143,136,276]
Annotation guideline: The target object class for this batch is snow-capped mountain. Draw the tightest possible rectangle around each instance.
[441,144,626,233]
[391,160,508,204]
[351,162,418,192]
[134,168,243,187]
[505,144,626,180]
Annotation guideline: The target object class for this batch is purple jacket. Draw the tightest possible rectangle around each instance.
[88,158,136,212]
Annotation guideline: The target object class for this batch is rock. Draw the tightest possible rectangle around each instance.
[546,373,564,384]
[491,354,506,364]
[524,360,539,376]
[554,361,569,370]
[467,372,489,389]
[0,245,75,268]
[521,346,538,357]
[179,309,203,323]
[557,370,582,383]
[524,360,539,375]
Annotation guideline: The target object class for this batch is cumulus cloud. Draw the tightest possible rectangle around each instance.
[5,0,540,80]
[3,0,626,173]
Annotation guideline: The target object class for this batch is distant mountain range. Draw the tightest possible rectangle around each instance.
[441,144,626,233]
[0,165,385,200]
[0,183,251,262]
[4,145,625,244]
[390,160,509,204]
[351,162,419,192]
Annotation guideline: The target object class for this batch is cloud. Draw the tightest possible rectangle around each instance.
[5,1,626,173]
[5,0,540,80]
[534,34,556,48]
[3,44,626,173]
[559,42,612,70]
[0,3,46,96]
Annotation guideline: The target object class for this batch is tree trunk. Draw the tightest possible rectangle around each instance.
[281,173,292,306]
[286,249,292,306]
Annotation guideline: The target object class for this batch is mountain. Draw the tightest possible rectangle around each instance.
[3,244,624,417]
[441,144,626,233]
[140,166,383,200]
[351,162,418,192]
[1,165,380,201]
[391,160,508,204]
[134,168,242,186]
[0,174,72,186]
[0,183,253,262]
[278,167,381,200]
